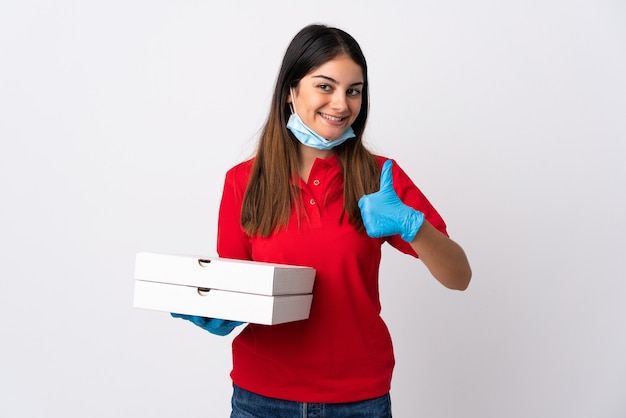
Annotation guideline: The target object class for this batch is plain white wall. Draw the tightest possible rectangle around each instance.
[1,1,625,417]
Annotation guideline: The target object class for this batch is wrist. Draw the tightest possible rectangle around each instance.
[400,207,425,242]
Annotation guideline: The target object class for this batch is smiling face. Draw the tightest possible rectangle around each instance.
[288,54,364,141]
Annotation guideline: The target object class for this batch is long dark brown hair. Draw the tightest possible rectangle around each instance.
[241,24,380,237]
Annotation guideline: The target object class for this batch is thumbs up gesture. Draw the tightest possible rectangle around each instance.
[358,160,425,242]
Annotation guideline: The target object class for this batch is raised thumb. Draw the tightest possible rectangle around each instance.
[379,159,394,191]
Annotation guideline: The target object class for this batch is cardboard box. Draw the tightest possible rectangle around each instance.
[134,252,315,295]
[133,281,313,325]
[133,252,315,325]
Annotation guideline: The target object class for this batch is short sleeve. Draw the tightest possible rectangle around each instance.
[377,157,448,257]
[216,161,253,260]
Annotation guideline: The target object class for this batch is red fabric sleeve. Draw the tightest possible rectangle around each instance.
[216,160,253,261]
[376,156,449,257]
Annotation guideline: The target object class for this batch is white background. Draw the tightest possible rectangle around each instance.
[1,1,625,417]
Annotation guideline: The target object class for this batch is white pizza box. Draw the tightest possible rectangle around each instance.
[134,252,315,296]
[133,280,313,325]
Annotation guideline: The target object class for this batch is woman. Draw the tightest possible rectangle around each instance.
[175,23,471,417]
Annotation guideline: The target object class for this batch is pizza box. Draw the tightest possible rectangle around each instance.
[133,281,313,325]
[134,252,315,296]
[133,252,316,325]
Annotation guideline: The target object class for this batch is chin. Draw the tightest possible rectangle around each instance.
[322,131,345,141]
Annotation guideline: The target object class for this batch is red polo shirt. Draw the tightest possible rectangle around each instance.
[217,154,447,403]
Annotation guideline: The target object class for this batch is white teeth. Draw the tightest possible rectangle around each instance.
[320,113,343,122]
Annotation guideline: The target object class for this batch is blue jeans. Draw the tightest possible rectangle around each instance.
[230,385,392,418]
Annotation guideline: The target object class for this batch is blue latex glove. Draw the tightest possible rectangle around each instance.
[358,159,425,242]
[170,313,244,336]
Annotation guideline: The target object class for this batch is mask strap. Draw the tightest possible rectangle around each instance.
[289,88,297,115]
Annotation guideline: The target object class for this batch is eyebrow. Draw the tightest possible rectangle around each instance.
[311,74,364,87]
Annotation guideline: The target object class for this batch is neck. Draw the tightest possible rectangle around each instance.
[298,143,334,182]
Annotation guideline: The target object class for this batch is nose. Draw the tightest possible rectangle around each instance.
[330,91,349,112]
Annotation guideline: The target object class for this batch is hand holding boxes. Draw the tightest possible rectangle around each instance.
[133,252,315,325]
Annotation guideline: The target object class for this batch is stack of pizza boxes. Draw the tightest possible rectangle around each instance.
[133,252,315,325]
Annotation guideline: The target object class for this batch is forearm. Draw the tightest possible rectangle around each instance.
[409,221,472,290]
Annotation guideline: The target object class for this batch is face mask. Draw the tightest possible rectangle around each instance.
[286,89,356,151]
